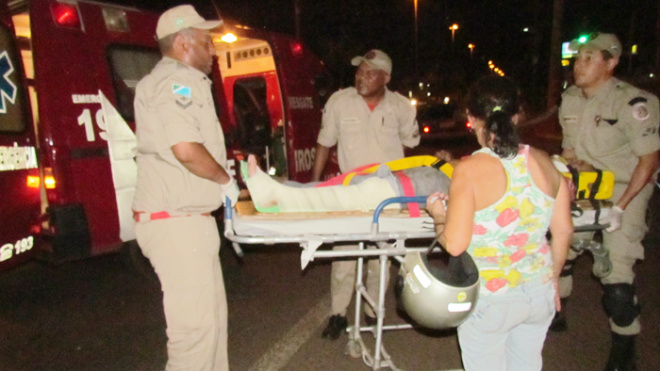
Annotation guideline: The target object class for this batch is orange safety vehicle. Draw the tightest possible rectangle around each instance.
[0,0,335,272]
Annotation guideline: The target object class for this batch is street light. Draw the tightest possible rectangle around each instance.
[449,23,459,44]
[413,0,418,76]
[468,43,475,58]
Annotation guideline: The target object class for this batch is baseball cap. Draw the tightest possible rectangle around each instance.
[351,49,392,75]
[569,33,622,58]
[156,4,222,40]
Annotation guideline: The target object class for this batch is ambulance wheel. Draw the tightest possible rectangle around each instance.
[121,240,160,287]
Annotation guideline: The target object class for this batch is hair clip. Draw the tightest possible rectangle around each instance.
[492,106,502,112]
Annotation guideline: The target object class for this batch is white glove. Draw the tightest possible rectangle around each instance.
[604,205,624,233]
[221,178,240,207]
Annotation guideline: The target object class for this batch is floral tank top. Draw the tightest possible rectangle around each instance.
[469,145,555,296]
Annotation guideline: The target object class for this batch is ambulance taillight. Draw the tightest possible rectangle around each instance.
[51,2,81,29]
[26,175,40,189]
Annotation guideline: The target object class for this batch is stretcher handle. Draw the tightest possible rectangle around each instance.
[372,196,428,223]
[224,197,232,220]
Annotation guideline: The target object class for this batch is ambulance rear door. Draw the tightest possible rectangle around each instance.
[0,2,41,271]
[214,26,335,183]
[27,0,160,257]
[260,31,334,182]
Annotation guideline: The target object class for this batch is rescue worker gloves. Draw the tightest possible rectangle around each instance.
[221,178,240,207]
[604,205,624,233]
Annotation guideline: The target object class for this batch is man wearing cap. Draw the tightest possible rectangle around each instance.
[132,5,237,371]
[311,49,420,340]
[557,32,659,371]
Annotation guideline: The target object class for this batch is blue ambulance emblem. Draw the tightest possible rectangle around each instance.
[0,51,17,114]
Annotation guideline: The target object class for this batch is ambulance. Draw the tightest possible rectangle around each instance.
[0,0,334,272]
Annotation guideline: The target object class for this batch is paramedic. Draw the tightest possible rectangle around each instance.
[132,5,239,371]
[556,33,660,371]
[310,49,420,340]
[427,75,573,371]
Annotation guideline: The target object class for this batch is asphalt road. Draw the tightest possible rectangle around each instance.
[1,135,659,371]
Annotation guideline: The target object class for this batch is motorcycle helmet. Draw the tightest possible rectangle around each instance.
[396,243,480,329]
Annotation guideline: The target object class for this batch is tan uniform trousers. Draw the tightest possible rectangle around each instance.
[331,243,390,318]
[135,215,228,371]
[559,183,653,335]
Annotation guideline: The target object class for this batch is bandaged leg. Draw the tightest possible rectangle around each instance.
[244,155,397,212]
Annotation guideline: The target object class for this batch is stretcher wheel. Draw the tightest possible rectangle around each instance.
[345,339,361,358]
[592,259,612,278]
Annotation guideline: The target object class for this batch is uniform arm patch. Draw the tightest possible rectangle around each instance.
[632,102,650,121]
[172,84,192,108]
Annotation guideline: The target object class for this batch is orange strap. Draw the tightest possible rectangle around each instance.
[395,172,420,217]
[133,211,211,222]
[315,163,379,187]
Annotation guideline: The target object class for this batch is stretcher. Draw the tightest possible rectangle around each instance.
[223,196,613,371]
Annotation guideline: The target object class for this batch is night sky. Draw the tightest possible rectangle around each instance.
[125,0,660,106]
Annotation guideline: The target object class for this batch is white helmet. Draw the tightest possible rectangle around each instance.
[396,244,480,329]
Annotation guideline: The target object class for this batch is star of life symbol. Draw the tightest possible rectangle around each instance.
[0,51,17,114]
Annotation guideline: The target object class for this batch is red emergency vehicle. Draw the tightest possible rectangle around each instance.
[0,0,334,272]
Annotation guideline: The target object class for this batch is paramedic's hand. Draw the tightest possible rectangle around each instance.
[604,205,624,233]
[426,192,448,223]
[221,178,240,208]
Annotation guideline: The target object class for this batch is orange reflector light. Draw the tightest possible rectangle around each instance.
[52,2,81,28]
[27,175,40,188]
[44,176,56,189]
[423,126,430,133]
[44,167,56,189]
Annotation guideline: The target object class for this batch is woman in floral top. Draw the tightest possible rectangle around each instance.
[427,76,573,371]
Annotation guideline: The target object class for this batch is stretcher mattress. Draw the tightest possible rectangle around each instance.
[232,198,612,237]
[232,201,434,236]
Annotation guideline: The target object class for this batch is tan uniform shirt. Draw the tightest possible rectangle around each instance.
[317,87,420,172]
[132,57,227,215]
[559,77,660,183]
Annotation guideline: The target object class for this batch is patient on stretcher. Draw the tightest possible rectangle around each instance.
[242,154,451,213]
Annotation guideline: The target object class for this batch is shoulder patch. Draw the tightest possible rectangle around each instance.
[172,84,192,108]
[628,96,648,106]
[632,101,650,121]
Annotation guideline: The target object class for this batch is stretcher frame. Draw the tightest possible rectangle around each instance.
[225,196,438,371]
[223,196,611,371]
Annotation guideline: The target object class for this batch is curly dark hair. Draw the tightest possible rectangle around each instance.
[465,76,521,158]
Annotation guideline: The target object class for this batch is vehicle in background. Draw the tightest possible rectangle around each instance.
[0,0,334,272]
[417,103,471,140]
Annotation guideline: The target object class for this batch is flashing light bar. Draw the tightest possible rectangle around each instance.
[52,2,81,29]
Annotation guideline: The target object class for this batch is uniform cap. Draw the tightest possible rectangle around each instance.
[351,49,392,75]
[156,4,222,40]
[569,33,622,58]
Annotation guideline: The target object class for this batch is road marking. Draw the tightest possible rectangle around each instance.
[247,293,330,371]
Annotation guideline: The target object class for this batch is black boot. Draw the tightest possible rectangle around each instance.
[549,298,568,332]
[603,333,637,371]
[321,314,347,340]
